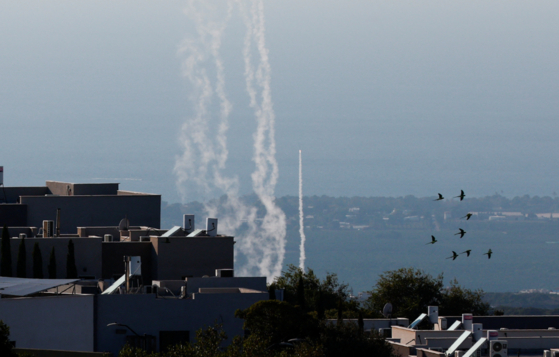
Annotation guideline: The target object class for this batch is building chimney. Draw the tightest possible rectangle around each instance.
[462,313,473,331]
[428,306,439,324]
[472,323,483,341]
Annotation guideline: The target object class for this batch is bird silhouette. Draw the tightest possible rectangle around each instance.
[454,228,467,238]
[483,249,493,259]
[446,251,459,260]
[461,213,473,220]
[426,235,437,245]
[434,193,444,201]
[454,190,465,201]
[461,250,472,257]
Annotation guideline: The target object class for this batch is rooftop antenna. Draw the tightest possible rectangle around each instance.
[383,302,393,327]
[118,215,130,231]
[382,302,393,318]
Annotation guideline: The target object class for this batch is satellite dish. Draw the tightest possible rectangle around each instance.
[382,303,393,318]
[118,217,129,231]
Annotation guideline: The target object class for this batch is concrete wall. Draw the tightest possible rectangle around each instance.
[95,292,266,355]
[1,186,49,203]
[0,295,94,351]
[7,237,102,279]
[14,349,112,357]
[388,341,412,357]
[0,204,27,226]
[21,194,161,233]
[327,318,409,331]
[391,326,470,348]
[46,182,119,196]
[78,227,121,239]
[416,348,446,357]
[443,315,559,330]
[185,277,267,295]
[152,237,234,279]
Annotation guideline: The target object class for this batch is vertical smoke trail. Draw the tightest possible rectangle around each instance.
[236,0,286,279]
[175,1,234,202]
[175,0,286,280]
[299,150,306,270]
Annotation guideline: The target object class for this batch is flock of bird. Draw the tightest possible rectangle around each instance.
[427,190,493,260]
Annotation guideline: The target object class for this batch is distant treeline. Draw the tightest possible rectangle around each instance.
[161,194,559,230]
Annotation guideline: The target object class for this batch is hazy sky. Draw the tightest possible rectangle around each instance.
[1,1,558,203]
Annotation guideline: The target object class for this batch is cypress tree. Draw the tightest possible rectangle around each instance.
[269,283,276,300]
[296,276,306,310]
[0,225,12,277]
[32,243,43,279]
[66,239,77,279]
[48,247,57,279]
[358,310,364,334]
[316,290,325,320]
[337,298,344,325]
[16,236,26,278]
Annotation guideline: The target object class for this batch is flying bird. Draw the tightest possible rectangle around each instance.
[454,190,466,201]
[434,193,444,201]
[483,249,493,259]
[461,250,472,257]
[426,235,437,245]
[454,228,467,238]
[446,251,459,260]
[461,213,473,220]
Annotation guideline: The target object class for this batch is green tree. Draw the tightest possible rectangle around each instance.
[273,265,349,314]
[366,268,489,321]
[16,236,26,278]
[32,242,43,279]
[48,247,57,279]
[297,276,306,309]
[1,225,12,277]
[366,267,444,321]
[66,239,78,279]
[0,320,16,357]
[440,279,490,316]
[268,282,276,300]
[235,300,318,345]
[317,320,395,357]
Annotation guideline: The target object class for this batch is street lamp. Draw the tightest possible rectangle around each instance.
[107,322,141,337]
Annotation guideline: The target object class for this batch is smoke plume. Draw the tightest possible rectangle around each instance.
[175,0,286,280]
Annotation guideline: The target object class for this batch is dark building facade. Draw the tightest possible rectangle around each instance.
[0,181,161,231]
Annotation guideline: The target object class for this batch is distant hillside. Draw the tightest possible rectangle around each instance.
[485,292,559,309]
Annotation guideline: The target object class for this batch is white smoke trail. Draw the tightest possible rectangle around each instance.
[176,0,286,280]
[175,1,234,202]
[235,0,286,279]
[299,150,306,270]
